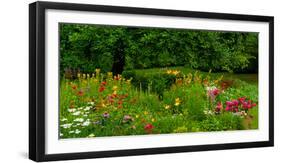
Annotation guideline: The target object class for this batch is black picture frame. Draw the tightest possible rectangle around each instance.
[29,1,274,162]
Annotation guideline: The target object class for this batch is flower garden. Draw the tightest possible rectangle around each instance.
[59,68,258,138]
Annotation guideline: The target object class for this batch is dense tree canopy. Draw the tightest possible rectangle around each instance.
[60,23,258,76]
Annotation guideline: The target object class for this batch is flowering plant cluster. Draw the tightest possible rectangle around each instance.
[60,68,258,138]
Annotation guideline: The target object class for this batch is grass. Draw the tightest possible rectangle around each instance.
[59,67,258,139]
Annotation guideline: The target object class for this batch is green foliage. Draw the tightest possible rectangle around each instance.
[184,84,207,121]
[199,113,244,131]
[123,70,176,99]
[60,23,258,77]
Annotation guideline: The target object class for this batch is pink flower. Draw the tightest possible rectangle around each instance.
[225,106,231,111]
[207,88,220,101]
[232,100,239,106]
[225,101,233,106]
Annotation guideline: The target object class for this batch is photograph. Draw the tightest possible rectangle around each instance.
[59,23,259,139]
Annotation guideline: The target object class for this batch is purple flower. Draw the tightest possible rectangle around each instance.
[123,115,133,123]
[102,112,110,118]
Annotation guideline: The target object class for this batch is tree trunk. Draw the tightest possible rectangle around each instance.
[111,38,126,75]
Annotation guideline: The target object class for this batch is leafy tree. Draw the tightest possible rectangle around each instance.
[59,23,258,77]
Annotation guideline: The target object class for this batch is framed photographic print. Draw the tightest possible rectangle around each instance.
[29,1,274,162]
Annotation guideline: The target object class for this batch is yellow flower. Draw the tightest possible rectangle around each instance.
[172,70,180,75]
[151,118,156,122]
[144,111,149,115]
[166,70,172,74]
[95,68,101,74]
[112,86,118,91]
[107,72,113,78]
[135,115,139,118]
[164,105,171,109]
[174,98,181,106]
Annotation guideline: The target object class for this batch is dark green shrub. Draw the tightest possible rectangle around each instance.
[122,71,176,99]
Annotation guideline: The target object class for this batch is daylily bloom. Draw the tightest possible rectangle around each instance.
[77,90,84,96]
[71,84,77,90]
[207,87,220,101]
[215,102,223,112]
[174,98,181,106]
[101,81,107,85]
[112,85,118,91]
[144,123,154,133]
[99,86,105,92]
[238,97,246,103]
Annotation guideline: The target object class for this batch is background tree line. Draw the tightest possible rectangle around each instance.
[60,23,258,76]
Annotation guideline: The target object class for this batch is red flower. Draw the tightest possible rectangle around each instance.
[108,95,114,104]
[71,84,77,90]
[212,89,219,96]
[238,97,246,103]
[252,103,257,107]
[101,81,107,85]
[144,123,154,133]
[99,86,105,92]
[215,102,223,112]
[118,100,123,105]
[247,104,252,109]
[77,90,84,96]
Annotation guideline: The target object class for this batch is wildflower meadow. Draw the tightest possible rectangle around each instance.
[59,23,258,139]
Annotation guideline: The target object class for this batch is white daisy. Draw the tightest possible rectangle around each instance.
[88,102,95,106]
[60,118,67,122]
[82,120,91,126]
[84,106,91,111]
[72,111,81,116]
[75,129,81,134]
[60,123,72,129]
[74,118,84,122]
[68,108,76,112]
